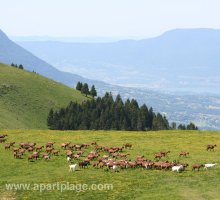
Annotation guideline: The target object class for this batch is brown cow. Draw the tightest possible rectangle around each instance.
[179,152,189,157]
[61,142,70,149]
[124,143,132,149]
[51,150,60,156]
[14,153,22,159]
[207,144,217,151]
[9,142,15,146]
[36,145,44,151]
[28,155,34,161]
[0,138,6,143]
[46,142,55,148]
[0,134,7,138]
[160,151,170,157]
[91,141,97,145]
[4,144,11,150]
[154,153,163,160]
[46,147,54,153]
[192,164,204,171]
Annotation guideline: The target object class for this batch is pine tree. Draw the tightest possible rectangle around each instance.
[81,83,89,96]
[47,92,173,131]
[178,124,186,130]
[18,64,24,69]
[152,113,169,130]
[47,109,54,129]
[76,82,83,91]
[171,122,177,130]
[187,122,198,130]
[90,85,97,98]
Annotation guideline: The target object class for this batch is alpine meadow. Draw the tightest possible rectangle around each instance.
[1,1,220,200]
[0,63,87,129]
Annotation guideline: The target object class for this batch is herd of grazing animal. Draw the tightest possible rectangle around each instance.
[0,134,218,173]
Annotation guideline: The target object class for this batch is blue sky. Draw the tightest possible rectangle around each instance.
[1,0,220,38]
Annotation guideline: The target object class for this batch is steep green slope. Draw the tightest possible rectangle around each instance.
[0,63,87,129]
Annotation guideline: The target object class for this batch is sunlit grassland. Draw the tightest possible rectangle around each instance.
[0,130,220,200]
[0,63,87,129]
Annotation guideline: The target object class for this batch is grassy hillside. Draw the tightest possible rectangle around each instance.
[0,130,219,200]
[0,63,87,129]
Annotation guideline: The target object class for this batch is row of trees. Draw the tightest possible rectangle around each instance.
[76,82,97,97]
[11,63,24,70]
[47,92,170,131]
[177,123,198,130]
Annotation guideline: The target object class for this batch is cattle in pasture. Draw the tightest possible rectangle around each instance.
[207,144,217,151]
[43,155,50,161]
[61,142,70,149]
[35,145,44,151]
[79,161,90,168]
[28,155,34,161]
[51,150,60,156]
[124,143,132,149]
[179,152,189,157]
[192,164,204,171]
[4,144,11,150]
[1,136,219,176]
[160,151,170,157]
[0,134,7,138]
[46,142,55,148]
[0,138,6,143]
[154,153,163,160]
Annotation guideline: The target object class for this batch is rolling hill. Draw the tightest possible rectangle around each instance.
[0,63,87,129]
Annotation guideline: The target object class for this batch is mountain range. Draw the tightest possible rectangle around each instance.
[1,29,220,130]
[0,29,106,89]
[17,28,220,95]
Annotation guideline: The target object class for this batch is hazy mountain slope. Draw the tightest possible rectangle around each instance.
[18,28,220,94]
[0,63,87,129]
[1,29,220,129]
[0,29,106,89]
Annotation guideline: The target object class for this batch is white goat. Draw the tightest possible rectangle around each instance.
[172,165,184,172]
[112,165,119,172]
[67,156,72,162]
[204,163,217,170]
[69,164,77,172]
[112,165,117,170]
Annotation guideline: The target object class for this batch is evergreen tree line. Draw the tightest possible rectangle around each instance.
[47,92,170,131]
[76,82,97,97]
[11,63,24,70]
[177,122,198,130]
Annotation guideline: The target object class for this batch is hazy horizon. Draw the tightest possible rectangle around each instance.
[8,28,220,43]
[1,0,220,38]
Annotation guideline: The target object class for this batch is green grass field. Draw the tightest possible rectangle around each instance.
[0,130,219,200]
[0,63,87,129]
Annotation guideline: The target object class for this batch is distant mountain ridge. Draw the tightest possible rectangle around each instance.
[0,29,106,89]
[1,29,220,130]
[18,28,220,95]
